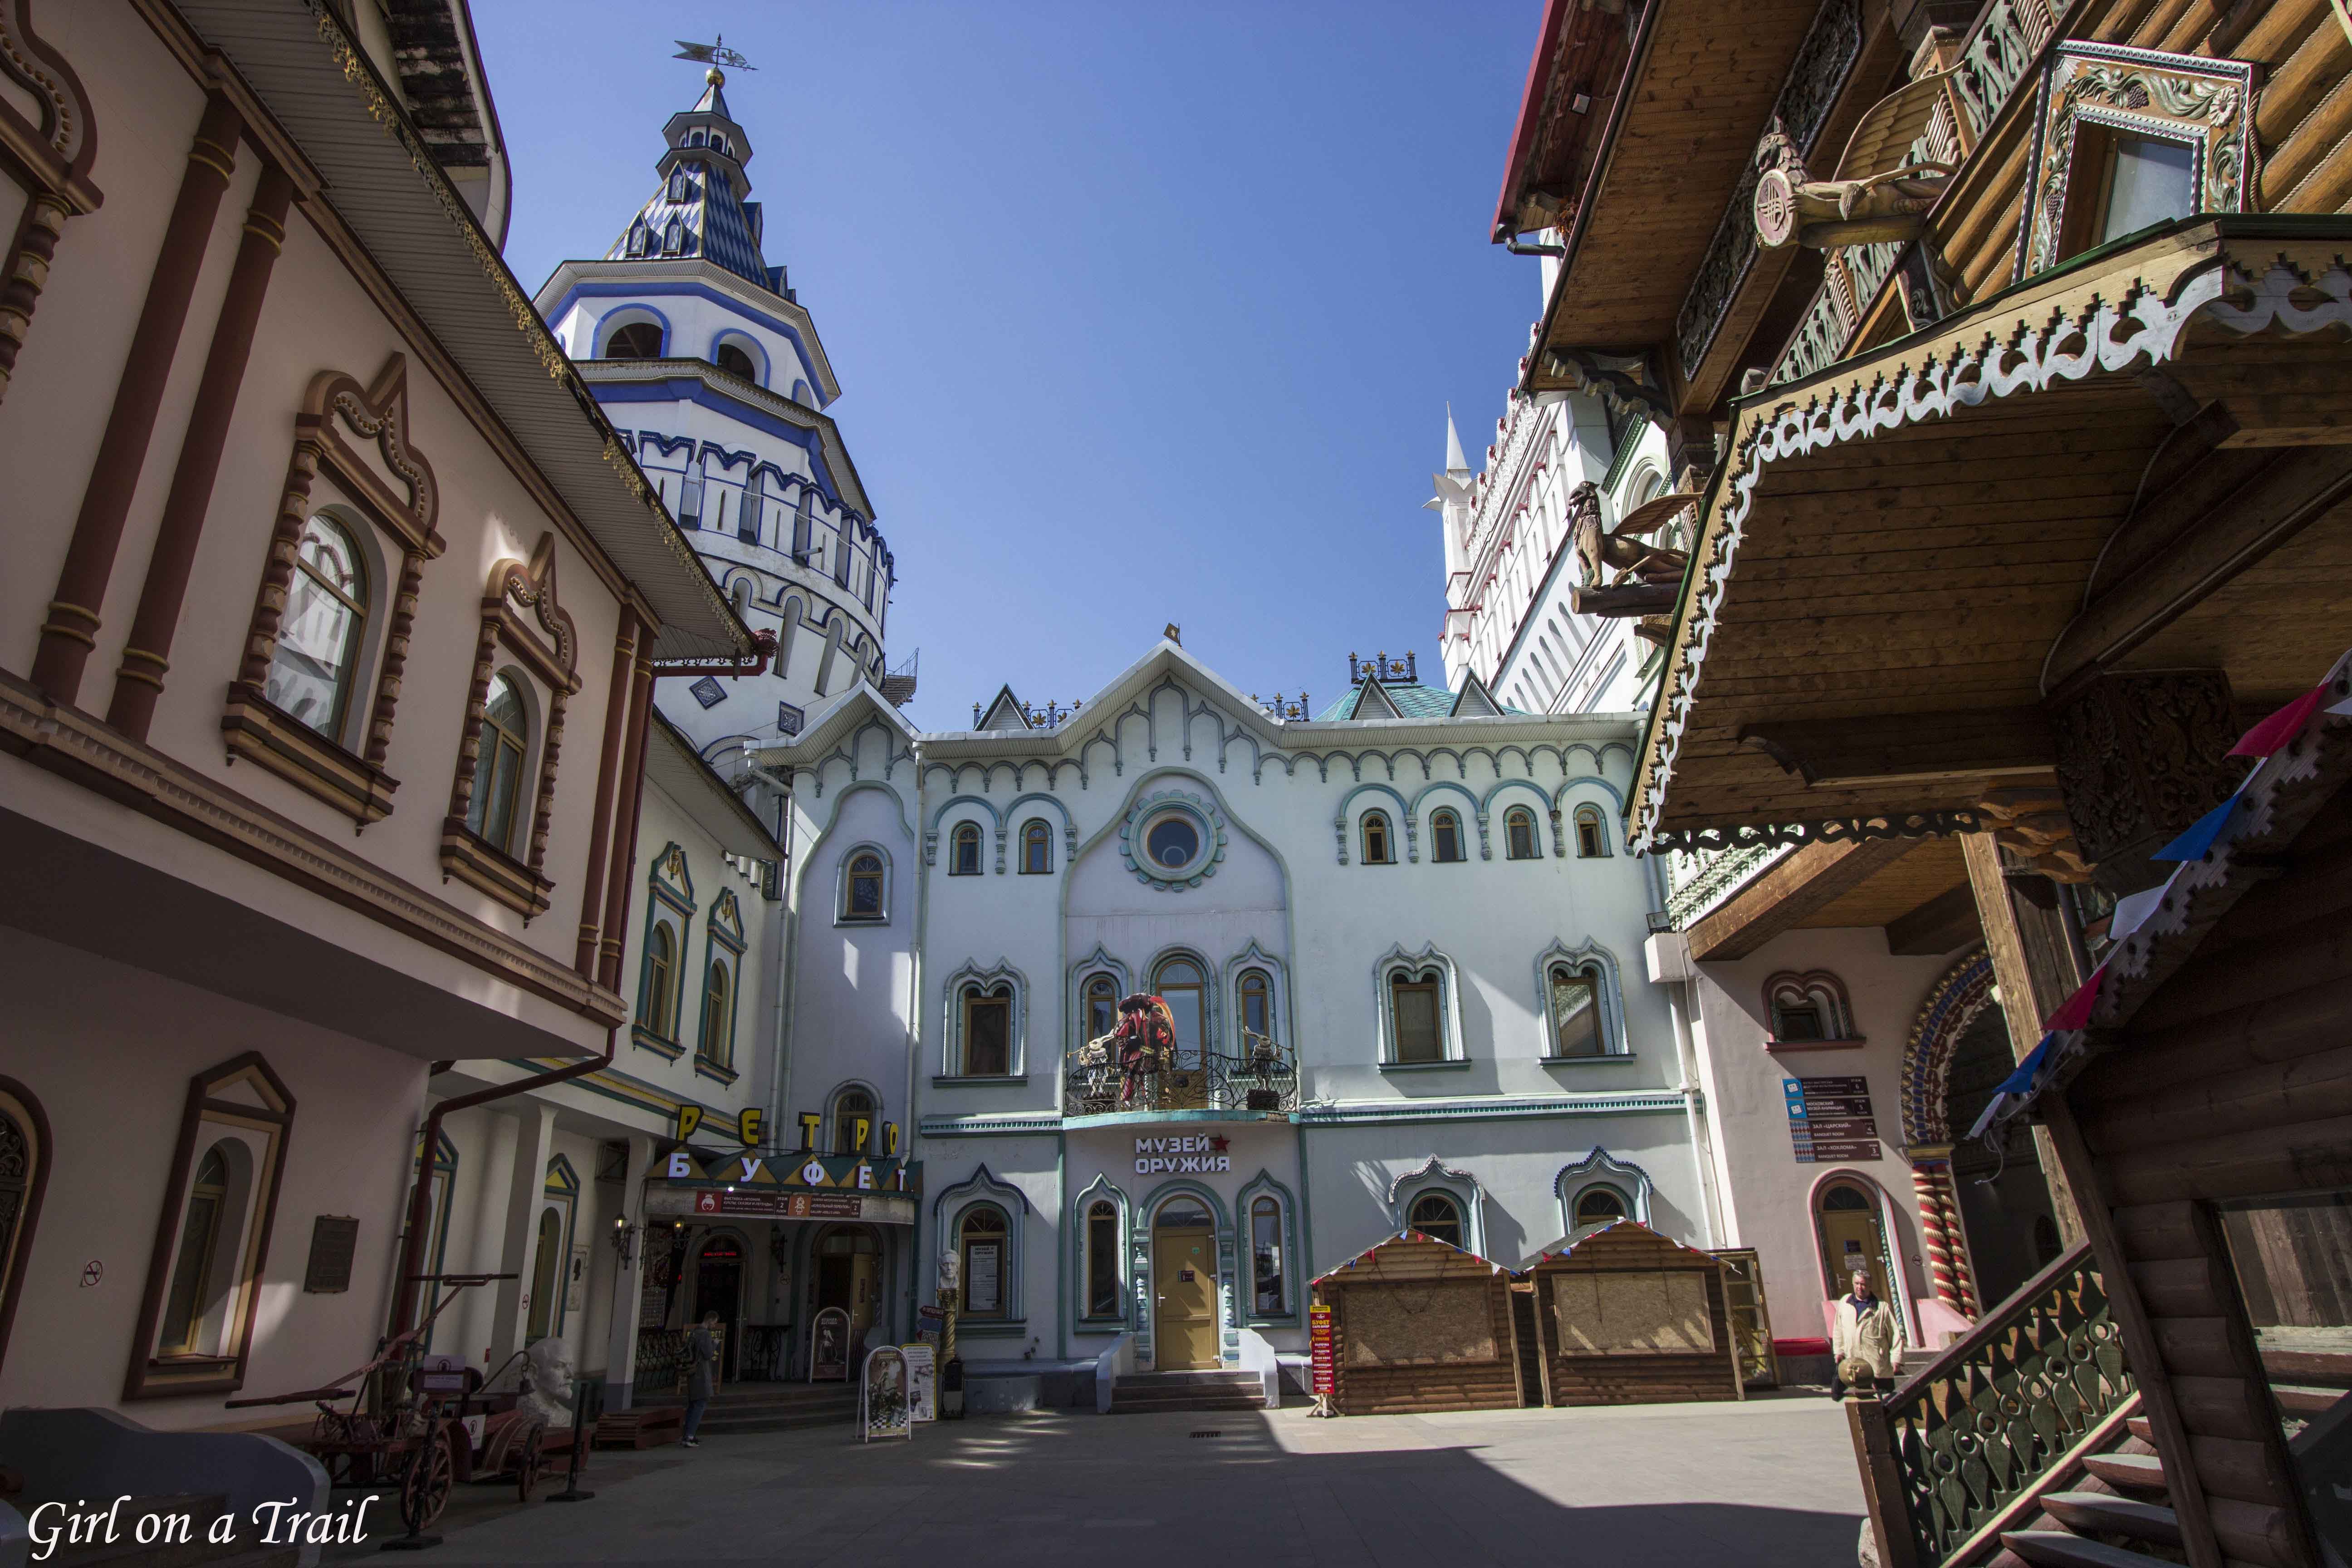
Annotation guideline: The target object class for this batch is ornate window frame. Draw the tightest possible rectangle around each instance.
[695,888,745,1084]
[935,1165,1029,1332]
[1120,788,1228,891]
[1554,1148,1656,1233]
[1386,1156,1486,1259]
[440,534,581,918]
[939,959,1026,1081]
[1502,805,1542,861]
[1135,1179,1237,1369]
[2019,43,2256,279]
[1429,806,1468,864]
[1764,968,1862,1047]
[947,820,985,876]
[1374,944,1465,1069]
[1070,1174,1131,1328]
[1224,943,1290,1052]
[1068,946,1132,1052]
[224,355,441,828]
[530,1155,581,1341]
[123,1054,295,1401]
[1536,938,1630,1061]
[1572,803,1612,858]
[835,843,891,926]
[633,843,694,1058]
[1017,818,1053,875]
[1236,1170,1302,1328]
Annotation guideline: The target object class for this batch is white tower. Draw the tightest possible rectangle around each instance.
[1429,406,1479,690]
[535,68,905,766]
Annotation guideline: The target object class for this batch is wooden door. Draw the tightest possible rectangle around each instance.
[1818,1190,1893,1307]
[1153,1219,1218,1368]
[848,1253,879,1349]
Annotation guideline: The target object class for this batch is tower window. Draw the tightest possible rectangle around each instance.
[714,342,758,383]
[625,220,649,258]
[603,321,662,359]
[662,218,685,255]
[666,168,689,202]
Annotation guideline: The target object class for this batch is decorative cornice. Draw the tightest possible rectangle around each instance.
[1297,1090,1695,1125]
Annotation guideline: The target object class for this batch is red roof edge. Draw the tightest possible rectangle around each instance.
[1490,0,1575,243]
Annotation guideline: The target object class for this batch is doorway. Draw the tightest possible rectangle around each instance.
[816,1227,880,1354]
[1814,1178,1894,1306]
[696,1234,743,1380]
[1152,1202,1219,1369]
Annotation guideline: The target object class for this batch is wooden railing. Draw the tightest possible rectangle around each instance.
[1847,1240,2136,1567]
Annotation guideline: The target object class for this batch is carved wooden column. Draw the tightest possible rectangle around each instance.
[2048,669,2240,897]
[1906,1149,1979,1318]
[31,91,243,705]
[1960,831,2086,1248]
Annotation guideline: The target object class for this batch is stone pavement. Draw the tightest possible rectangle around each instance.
[328,1392,1866,1565]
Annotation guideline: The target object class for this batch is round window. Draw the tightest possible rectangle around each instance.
[1145,814,1200,869]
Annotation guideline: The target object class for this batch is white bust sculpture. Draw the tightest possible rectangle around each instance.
[519,1336,574,1426]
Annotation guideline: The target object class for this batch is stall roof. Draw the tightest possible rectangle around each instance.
[1310,1229,1509,1287]
[1521,1217,1730,1269]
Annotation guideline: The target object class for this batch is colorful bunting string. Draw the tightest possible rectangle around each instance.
[2230,683,2329,758]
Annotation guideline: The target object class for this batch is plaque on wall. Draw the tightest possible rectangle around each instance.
[965,1242,1002,1314]
[304,1215,359,1293]
[1784,1074,1882,1162]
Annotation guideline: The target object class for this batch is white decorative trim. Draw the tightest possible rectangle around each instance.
[940,958,1028,1078]
[1554,1148,1656,1231]
[1534,938,1630,1058]
[1386,1155,1487,1259]
[1372,942,1464,1064]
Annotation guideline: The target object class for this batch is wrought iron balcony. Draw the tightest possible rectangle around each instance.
[1063,1031,1298,1121]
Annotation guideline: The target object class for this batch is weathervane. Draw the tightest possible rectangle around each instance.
[672,34,756,72]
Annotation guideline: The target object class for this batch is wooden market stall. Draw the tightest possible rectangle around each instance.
[1521,1221,1744,1408]
[1311,1231,1524,1416]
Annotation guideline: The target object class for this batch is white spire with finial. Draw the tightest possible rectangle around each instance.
[1444,401,1470,475]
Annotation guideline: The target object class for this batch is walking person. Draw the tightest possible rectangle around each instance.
[682,1310,720,1447]
[1830,1268,1901,1399]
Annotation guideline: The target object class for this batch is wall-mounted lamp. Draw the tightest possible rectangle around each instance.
[610,1215,637,1264]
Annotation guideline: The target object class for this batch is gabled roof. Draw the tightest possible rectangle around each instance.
[1450,671,1504,718]
[1310,1228,1509,1287]
[975,686,1031,733]
[1520,1217,1729,1271]
[1344,679,1405,721]
[1316,679,1524,721]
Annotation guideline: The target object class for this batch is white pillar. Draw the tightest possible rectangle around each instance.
[600,1134,656,1409]
[488,1102,559,1378]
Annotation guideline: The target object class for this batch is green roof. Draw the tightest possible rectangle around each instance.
[1314,681,1524,721]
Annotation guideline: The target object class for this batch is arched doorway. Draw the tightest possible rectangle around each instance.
[1814,1177,1896,1306]
[696,1234,744,1379]
[814,1226,879,1353]
[1151,1199,1219,1369]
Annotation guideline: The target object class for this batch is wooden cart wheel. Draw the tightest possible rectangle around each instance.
[400,1431,454,1534]
[515,1425,542,1503]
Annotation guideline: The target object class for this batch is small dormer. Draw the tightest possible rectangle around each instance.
[973,686,1031,733]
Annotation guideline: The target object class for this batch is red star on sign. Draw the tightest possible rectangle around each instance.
[1209,1135,1230,1153]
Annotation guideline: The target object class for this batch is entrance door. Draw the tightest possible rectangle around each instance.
[696,1236,743,1380]
[816,1228,881,1353]
[1152,1204,1219,1369]
[1816,1180,1893,1305]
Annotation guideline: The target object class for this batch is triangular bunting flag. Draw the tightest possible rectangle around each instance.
[2043,965,2106,1032]
[2106,869,2179,948]
[2230,684,2328,758]
[1967,1034,2057,1140]
[2152,794,2242,863]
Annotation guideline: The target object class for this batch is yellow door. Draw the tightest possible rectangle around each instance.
[1820,1205,1891,1305]
[1153,1215,1218,1369]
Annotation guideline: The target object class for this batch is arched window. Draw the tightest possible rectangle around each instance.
[1250,1195,1287,1315]
[1084,1199,1122,1318]
[1361,810,1394,865]
[604,320,662,359]
[843,852,885,921]
[730,578,753,617]
[662,217,686,255]
[525,1206,563,1343]
[1573,1185,1628,1226]
[1431,808,1466,863]
[958,980,1014,1076]
[266,513,368,743]
[699,960,733,1068]
[1019,820,1052,875]
[1154,957,1206,1063]
[832,1090,874,1156]
[1548,963,1603,1058]
[1082,974,1118,1043]
[1504,807,1539,861]
[958,1205,1009,1319]
[1766,970,1857,1044]
[1407,1192,1463,1249]
[949,822,983,876]
[1574,804,1609,858]
[638,922,677,1037]
[465,673,530,855]
[714,341,757,382]
[1237,969,1272,1046]
[159,1143,232,1354]
[791,490,816,563]
[1387,966,1446,1063]
[791,378,815,406]
[686,129,707,147]
[624,219,649,257]
[666,167,689,201]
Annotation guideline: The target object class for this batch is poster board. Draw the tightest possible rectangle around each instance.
[1551,1270,1712,1355]
[1308,1304,1335,1395]
[1341,1281,1497,1366]
[811,1306,852,1382]
[964,1241,1003,1315]
[861,1345,912,1441]
[902,1342,937,1422]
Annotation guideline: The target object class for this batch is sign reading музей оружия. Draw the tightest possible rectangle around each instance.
[1134,1133,1231,1175]
[1783,1074,1881,1162]
[643,1149,924,1223]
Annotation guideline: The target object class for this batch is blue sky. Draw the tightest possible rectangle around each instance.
[475,2,1544,730]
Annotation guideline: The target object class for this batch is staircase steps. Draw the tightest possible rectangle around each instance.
[2039,1493,2182,1547]
[2081,1452,2169,1493]
[690,1382,861,1434]
[2126,1415,2154,1444]
[1109,1371,1264,1414]
[2272,1383,2348,1417]
[1999,1530,2180,1568]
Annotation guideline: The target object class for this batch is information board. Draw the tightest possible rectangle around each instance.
[1785,1074,1882,1162]
[902,1342,937,1423]
[1309,1304,1335,1394]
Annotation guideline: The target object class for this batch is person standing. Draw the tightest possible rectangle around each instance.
[1831,1269,1901,1399]
[683,1310,719,1447]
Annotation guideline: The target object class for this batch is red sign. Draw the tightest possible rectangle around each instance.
[694,1190,867,1219]
[1309,1304,1335,1394]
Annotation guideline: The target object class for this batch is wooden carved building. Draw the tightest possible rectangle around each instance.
[1494,0,2352,1561]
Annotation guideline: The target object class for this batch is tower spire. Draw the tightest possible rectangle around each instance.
[1444,402,1469,475]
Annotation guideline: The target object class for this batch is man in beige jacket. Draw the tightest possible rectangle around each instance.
[1831,1269,1901,1397]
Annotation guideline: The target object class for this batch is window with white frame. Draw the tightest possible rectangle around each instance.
[265,513,372,745]
[1386,964,1448,1064]
[956,980,1015,1076]
[841,849,887,923]
[1250,1195,1287,1315]
[1765,970,1857,1044]
[1547,960,1605,1058]
[1084,1200,1123,1319]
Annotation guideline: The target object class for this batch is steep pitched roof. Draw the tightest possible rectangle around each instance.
[1450,671,1504,718]
[611,165,773,290]
[975,686,1031,733]
[1318,680,1523,721]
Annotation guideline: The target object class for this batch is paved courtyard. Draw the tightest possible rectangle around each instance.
[328,1393,1866,1566]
